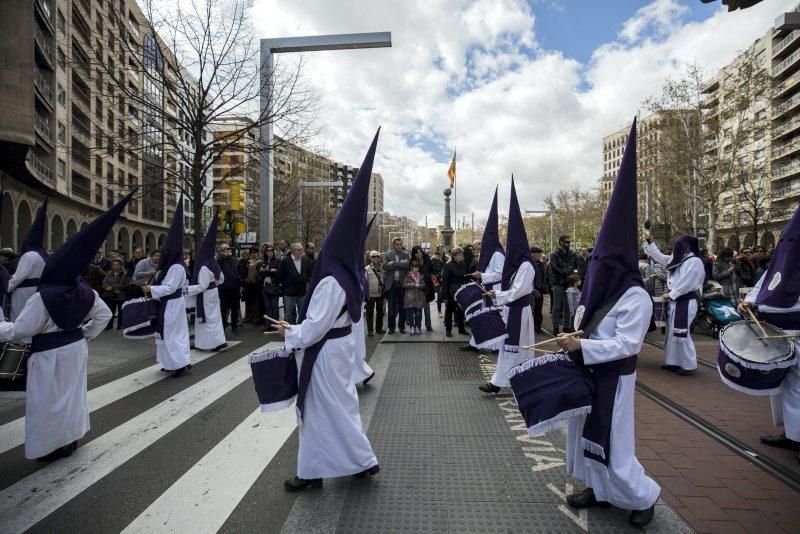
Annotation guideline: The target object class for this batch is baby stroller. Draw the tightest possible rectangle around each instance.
[698,281,741,339]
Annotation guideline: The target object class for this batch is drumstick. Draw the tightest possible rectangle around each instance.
[264,315,292,329]
[744,307,768,338]
[520,330,584,350]
[757,334,800,340]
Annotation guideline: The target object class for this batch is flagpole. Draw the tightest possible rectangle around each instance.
[453,148,457,246]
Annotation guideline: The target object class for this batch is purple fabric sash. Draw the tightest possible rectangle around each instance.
[16,278,41,289]
[296,324,352,422]
[31,328,84,353]
[759,310,800,331]
[155,289,183,338]
[671,292,696,339]
[504,295,530,352]
[196,281,217,323]
[578,352,637,466]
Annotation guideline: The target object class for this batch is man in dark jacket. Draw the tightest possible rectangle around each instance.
[383,238,411,334]
[278,242,310,324]
[217,244,241,333]
[548,235,581,334]
[530,246,548,334]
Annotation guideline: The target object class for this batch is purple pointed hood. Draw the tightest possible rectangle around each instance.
[156,193,185,283]
[39,191,135,330]
[299,129,380,323]
[756,204,800,308]
[477,186,504,273]
[577,118,644,332]
[193,210,221,283]
[22,197,49,260]
[667,235,700,271]
[0,190,8,297]
[501,177,532,290]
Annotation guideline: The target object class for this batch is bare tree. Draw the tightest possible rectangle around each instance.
[68,0,319,249]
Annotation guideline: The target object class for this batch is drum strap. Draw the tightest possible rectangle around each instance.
[581,295,622,338]
[504,294,531,352]
[758,311,800,331]
[31,328,84,353]
[195,282,217,323]
[296,322,352,425]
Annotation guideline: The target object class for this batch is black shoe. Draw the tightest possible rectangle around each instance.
[376,329,386,335]
[353,464,381,479]
[388,329,395,335]
[460,345,479,352]
[629,505,655,527]
[363,372,375,386]
[479,382,501,393]
[284,476,322,492]
[36,441,77,462]
[660,365,680,371]
[457,328,469,336]
[171,365,189,378]
[212,343,228,351]
[399,328,406,334]
[566,488,611,509]
[426,327,433,332]
[676,368,696,376]
[445,330,453,338]
[760,433,800,450]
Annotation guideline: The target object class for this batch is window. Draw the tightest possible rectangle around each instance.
[57,84,66,106]
[755,148,765,161]
[755,109,766,121]
[755,49,766,65]
[57,121,66,142]
[57,9,65,32]
[57,158,66,180]
[58,48,66,69]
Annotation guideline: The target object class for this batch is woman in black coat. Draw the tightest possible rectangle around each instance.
[441,247,469,337]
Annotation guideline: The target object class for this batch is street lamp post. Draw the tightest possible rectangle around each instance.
[259,32,392,245]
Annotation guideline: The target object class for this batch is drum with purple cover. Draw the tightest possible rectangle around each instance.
[250,347,298,412]
[454,282,485,315]
[508,352,593,436]
[717,320,795,396]
[464,306,506,349]
[120,297,159,339]
[0,343,31,391]
[652,296,668,329]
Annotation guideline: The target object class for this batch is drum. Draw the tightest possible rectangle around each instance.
[465,306,506,349]
[0,343,32,391]
[121,297,160,339]
[652,296,668,329]
[454,282,485,314]
[184,293,197,314]
[717,320,796,396]
[508,352,592,437]
[250,347,298,412]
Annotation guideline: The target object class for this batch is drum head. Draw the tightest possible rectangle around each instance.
[720,321,794,364]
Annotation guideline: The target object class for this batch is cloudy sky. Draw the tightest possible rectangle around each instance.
[251,0,797,227]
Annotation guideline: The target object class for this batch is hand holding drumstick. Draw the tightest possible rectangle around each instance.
[521,330,584,353]
[264,315,292,337]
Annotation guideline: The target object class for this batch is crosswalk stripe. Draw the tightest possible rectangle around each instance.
[123,406,296,533]
[0,343,274,534]
[0,342,241,456]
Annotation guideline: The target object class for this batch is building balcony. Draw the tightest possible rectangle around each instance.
[35,0,55,33]
[773,76,800,99]
[71,81,91,109]
[34,21,54,69]
[774,46,800,77]
[34,69,54,107]
[772,90,800,120]
[773,115,800,140]
[772,159,800,180]
[71,137,91,171]
[771,180,800,201]
[28,150,55,187]
[701,92,719,108]
[35,112,54,147]
[772,133,800,160]
[773,29,800,58]
[71,171,91,201]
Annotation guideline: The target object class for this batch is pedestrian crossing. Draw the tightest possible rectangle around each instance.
[0,341,300,534]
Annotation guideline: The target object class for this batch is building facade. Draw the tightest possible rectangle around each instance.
[0,0,193,257]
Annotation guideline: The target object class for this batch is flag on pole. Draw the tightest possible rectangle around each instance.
[447,150,456,189]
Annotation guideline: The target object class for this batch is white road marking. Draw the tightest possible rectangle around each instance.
[0,342,240,455]
[123,406,296,533]
[0,343,275,534]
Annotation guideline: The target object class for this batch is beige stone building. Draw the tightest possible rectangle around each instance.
[0,0,196,256]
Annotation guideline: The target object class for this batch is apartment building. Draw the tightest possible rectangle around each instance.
[0,0,195,256]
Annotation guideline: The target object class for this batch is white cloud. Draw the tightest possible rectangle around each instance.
[250,0,798,231]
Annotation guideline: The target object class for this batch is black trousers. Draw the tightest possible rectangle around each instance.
[444,298,464,332]
[103,298,124,328]
[365,296,385,333]
[551,284,570,333]
[218,287,241,331]
[533,294,544,333]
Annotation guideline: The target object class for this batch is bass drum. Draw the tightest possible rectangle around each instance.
[0,343,32,391]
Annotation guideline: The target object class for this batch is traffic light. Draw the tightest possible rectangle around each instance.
[223,210,233,234]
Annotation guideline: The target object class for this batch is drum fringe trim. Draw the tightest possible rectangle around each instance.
[476,334,507,350]
[249,348,291,364]
[259,396,296,413]
[527,406,592,437]
[581,438,606,460]
[717,366,782,396]
[122,322,156,339]
[465,305,503,321]
[504,344,519,353]
[507,353,572,379]
[122,297,151,307]
[719,343,796,371]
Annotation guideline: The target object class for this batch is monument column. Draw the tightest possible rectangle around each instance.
[441,188,454,248]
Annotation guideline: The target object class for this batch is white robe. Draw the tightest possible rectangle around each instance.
[645,243,705,371]
[150,264,191,371]
[186,267,226,350]
[490,261,535,387]
[351,307,374,385]
[745,276,800,441]
[0,292,111,458]
[470,251,505,349]
[8,251,46,322]
[566,285,660,511]
[284,276,377,479]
